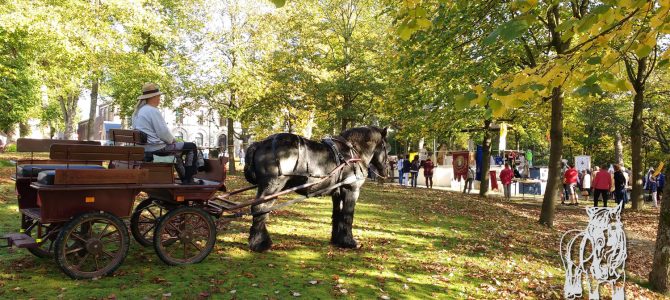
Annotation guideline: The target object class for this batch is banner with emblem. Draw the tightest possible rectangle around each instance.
[453,151,469,181]
[575,155,591,173]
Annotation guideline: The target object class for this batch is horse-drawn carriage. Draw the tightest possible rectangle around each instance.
[2,132,232,278]
[1,126,388,279]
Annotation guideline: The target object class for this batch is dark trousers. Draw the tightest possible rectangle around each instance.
[410,172,418,187]
[147,142,199,182]
[593,189,609,207]
[425,175,433,188]
[463,178,473,193]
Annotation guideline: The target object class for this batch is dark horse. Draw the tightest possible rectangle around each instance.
[243,126,389,252]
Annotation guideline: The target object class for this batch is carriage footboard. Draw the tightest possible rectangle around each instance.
[1,233,37,249]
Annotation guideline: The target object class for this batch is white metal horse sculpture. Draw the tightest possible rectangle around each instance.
[560,202,627,299]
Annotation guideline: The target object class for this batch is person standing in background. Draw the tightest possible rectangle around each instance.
[564,163,579,206]
[464,165,475,194]
[238,147,245,165]
[621,166,630,203]
[397,155,406,186]
[423,157,435,189]
[581,170,591,203]
[561,161,569,205]
[500,163,514,201]
[650,175,659,208]
[613,164,627,210]
[409,156,420,188]
[592,164,613,207]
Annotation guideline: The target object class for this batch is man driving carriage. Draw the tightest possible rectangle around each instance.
[132,83,201,185]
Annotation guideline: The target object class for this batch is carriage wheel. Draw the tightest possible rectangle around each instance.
[153,207,216,266]
[25,221,61,258]
[54,212,129,279]
[130,198,167,247]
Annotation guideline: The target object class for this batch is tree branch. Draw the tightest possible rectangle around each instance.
[564,8,640,55]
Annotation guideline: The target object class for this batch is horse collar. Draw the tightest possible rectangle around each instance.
[322,138,347,166]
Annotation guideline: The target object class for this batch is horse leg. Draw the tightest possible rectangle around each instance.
[332,188,360,248]
[249,180,285,252]
[612,279,625,300]
[587,275,600,300]
[330,189,343,244]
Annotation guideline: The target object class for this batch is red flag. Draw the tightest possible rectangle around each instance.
[453,152,469,181]
[490,170,499,191]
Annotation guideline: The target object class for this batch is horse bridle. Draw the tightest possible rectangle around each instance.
[369,139,389,180]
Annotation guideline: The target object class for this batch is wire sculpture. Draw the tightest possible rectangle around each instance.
[560,202,627,299]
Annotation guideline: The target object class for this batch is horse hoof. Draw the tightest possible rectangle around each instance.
[249,235,273,252]
[249,239,272,252]
[333,238,359,249]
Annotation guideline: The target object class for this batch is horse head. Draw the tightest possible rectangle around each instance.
[341,126,389,178]
[584,202,626,282]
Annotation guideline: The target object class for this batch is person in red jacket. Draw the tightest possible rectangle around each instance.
[564,163,579,206]
[500,163,514,200]
[592,164,613,207]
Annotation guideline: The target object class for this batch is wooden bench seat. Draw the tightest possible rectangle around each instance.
[37,144,148,186]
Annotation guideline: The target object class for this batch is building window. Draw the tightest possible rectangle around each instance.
[195,133,203,147]
[197,113,204,125]
[175,108,184,125]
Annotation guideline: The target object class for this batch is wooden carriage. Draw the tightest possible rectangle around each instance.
[2,135,229,279]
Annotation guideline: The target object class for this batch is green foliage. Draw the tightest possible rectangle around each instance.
[0,24,39,132]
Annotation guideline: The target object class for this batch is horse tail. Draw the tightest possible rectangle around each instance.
[244,142,258,185]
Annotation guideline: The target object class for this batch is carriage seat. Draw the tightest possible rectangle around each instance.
[36,170,57,185]
[17,164,106,177]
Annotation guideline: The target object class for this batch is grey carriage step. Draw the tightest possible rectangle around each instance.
[3,233,37,248]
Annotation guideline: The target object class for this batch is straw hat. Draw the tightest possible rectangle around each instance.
[138,83,163,100]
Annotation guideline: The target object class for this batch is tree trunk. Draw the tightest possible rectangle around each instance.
[630,57,647,210]
[6,126,16,142]
[227,117,236,173]
[539,87,564,226]
[59,94,77,140]
[87,77,99,140]
[650,167,670,292]
[479,120,492,197]
[19,122,30,138]
[6,126,17,142]
[614,130,624,166]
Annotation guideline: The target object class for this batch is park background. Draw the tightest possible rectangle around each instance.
[2,0,670,298]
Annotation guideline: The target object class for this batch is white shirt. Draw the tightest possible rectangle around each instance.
[583,173,591,189]
[132,105,175,152]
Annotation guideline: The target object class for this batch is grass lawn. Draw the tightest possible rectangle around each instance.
[0,156,667,299]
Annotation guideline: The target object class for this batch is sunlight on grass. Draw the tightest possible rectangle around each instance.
[0,171,663,298]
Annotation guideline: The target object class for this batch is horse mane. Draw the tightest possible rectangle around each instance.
[340,126,384,147]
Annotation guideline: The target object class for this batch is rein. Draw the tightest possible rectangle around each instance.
[324,135,389,180]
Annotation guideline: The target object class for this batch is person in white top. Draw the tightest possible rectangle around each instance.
[132,83,201,185]
[581,169,591,203]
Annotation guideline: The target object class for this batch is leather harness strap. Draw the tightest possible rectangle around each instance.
[323,136,363,179]
[322,137,346,166]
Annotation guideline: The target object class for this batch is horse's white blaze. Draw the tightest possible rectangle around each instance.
[560,202,626,300]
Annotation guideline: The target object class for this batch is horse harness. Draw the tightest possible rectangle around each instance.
[269,134,364,180]
[322,136,365,180]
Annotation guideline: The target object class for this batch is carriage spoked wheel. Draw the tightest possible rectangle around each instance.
[130,198,167,247]
[54,212,129,279]
[153,207,216,266]
[25,221,61,258]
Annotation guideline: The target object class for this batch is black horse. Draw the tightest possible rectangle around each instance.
[243,126,389,252]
